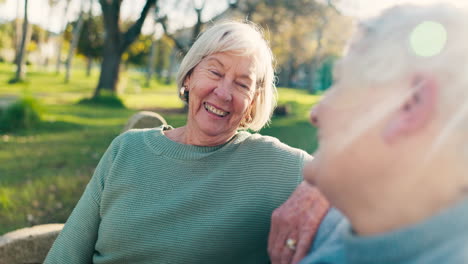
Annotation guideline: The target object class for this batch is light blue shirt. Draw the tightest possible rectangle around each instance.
[301,198,468,264]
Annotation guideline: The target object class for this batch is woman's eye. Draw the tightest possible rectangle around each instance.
[237,83,249,89]
[209,70,222,77]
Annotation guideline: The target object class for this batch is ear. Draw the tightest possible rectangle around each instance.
[183,77,191,91]
[382,74,438,144]
[183,70,193,91]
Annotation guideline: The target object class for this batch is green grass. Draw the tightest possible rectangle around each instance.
[0,62,319,234]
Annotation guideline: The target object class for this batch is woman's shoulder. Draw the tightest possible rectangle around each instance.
[111,127,165,148]
[239,132,308,158]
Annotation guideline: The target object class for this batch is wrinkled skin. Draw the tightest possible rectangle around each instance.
[268,181,330,264]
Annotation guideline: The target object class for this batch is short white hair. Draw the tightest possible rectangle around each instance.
[336,3,468,160]
[339,4,468,115]
[176,20,276,131]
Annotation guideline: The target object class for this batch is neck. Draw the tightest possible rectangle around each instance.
[348,157,468,236]
[165,126,237,146]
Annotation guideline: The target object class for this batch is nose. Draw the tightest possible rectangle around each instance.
[309,104,319,127]
[214,80,233,101]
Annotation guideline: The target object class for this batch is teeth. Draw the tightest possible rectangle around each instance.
[204,103,228,117]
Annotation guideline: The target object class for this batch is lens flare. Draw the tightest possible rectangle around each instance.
[409,21,447,57]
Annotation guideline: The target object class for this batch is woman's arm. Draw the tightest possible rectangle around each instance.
[43,137,119,264]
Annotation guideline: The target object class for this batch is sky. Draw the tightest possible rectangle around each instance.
[2,0,468,34]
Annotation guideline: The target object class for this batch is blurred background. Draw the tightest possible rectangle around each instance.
[0,0,465,234]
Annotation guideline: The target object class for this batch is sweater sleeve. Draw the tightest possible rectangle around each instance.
[299,152,313,184]
[43,136,120,264]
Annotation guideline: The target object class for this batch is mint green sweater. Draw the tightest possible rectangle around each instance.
[44,126,308,264]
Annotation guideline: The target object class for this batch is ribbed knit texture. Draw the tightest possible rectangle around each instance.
[44,126,307,264]
[343,197,468,264]
[301,199,468,264]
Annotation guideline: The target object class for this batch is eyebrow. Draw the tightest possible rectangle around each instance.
[206,57,225,68]
[206,57,255,82]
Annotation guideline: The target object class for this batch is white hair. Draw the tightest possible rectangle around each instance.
[339,4,468,135]
[176,20,276,131]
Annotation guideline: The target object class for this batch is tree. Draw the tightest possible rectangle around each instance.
[237,0,351,89]
[145,7,159,87]
[55,0,72,74]
[41,0,60,67]
[13,0,22,64]
[11,0,29,83]
[94,0,156,98]
[77,14,104,77]
[64,1,87,83]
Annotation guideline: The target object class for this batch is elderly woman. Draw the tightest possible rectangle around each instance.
[44,21,331,264]
[301,4,468,264]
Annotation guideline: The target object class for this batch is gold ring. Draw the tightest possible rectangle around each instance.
[286,238,297,250]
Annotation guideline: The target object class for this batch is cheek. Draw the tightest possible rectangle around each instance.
[235,98,253,117]
[314,148,360,201]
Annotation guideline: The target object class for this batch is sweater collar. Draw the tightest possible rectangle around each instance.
[144,125,251,160]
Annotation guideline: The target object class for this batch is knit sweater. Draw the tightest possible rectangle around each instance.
[44,126,308,264]
[344,197,468,264]
[301,198,468,264]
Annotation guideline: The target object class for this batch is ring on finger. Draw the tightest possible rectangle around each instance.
[285,238,297,250]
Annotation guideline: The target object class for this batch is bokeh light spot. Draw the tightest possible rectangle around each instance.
[409,21,447,57]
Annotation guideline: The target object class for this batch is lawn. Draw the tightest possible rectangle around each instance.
[0,62,320,234]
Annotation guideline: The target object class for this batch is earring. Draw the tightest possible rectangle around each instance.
[179,86,189,102]
[241,113,252,127]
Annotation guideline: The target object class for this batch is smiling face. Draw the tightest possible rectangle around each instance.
[183,52,257,144]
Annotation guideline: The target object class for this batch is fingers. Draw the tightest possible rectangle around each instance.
[270,220,291,263]
[291,213,320,264]
[279,230,298,264]
[292,193,330,264]
[269,182,330,264]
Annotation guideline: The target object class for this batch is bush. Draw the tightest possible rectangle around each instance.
[0,96,42,132]
[78,91,125,108]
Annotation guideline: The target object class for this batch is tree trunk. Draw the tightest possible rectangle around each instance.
[95,0,121,96]
[86,56,93,77]
[55,0,71,74]
[94,0,156,98]
[94,44,122,97]
[65,11,85,83]
[13,0,28,82]
[42,2,54,68]
[145,38,157,87]
[165,49,176,85]
[14,1,22,64]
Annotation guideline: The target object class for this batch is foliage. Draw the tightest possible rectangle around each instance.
[0,22,14,51]
[123,34,152,66]
[122,32,174,70]
[0,96,42,132]
[154,35,174,78]
[244,1,352,88]
[77,15,104,60]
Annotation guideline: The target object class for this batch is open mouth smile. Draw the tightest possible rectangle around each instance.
[204,102,229,117]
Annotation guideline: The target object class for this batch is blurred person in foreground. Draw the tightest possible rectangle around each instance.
[301,4,468,264]
[44,20,333,264]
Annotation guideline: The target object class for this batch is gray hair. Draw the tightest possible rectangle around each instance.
[176,20,276,131]
[340,4,468,106]
[339,4,468,142]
